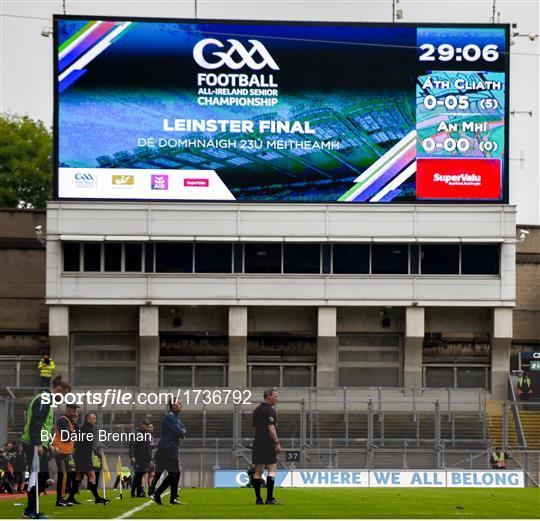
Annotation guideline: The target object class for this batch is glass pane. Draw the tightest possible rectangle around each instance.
[125,243,142,272]
[250,366,280,387]
[144,243,154,272]
[425,367,454,388]
[63,243,80,272]
[283,244,320,274]
[421,244,459,274]
[233,244,243,273]
[410,244,419,274]
[195,243,232,273]
[283,366,312,387]
[104,243,122,272]
[461,245,500,275]
[194,366,225,387]
[163,366,192,387]
[333,244,369,274]
[372,244,408,274]
[74,367,136,386]
[322,244,331,274]
[83,243,101,271]
[338,350,399,362]
[338,367,399,387]
[244,244,281,273]
[155,243,193,273]
[457,367,486,388]
[76,350,136,362]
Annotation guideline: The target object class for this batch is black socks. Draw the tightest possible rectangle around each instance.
[252,478,262,500]
[266,476,275,500]
[89,482,100,500]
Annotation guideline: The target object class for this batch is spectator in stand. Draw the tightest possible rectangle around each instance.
[2,442,15,492]
[517,371,533,401]
[13,444,27,493]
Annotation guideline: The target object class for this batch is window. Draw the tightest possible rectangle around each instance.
[410,245,419,274]
[244,243,281,273]
[125,243,142,272]
[421,244,459,274]
[322,244,331,274]
[333,244,369,274]
[195,243,232,273]
[104,243,122,272]
[83,243,101,272]
[144,243,154,272]
[337,334,402,387]
[372,244,408,274]
[461,244,500,275]
[155,243,193,273]
[72,333,137,386]
[283,244,320,274]
[233,244,243,273]
[63,243,80,271]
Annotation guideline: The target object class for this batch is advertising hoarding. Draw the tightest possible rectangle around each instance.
[213,469,524,488]
[55,16,509,203]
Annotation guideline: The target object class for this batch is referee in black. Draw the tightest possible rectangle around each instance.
[251,387,282,505]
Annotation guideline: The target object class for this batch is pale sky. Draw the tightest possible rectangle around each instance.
[1,0,539,223]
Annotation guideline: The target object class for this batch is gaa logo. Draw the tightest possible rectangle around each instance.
[74,172,95,188]
[193,38,279,71]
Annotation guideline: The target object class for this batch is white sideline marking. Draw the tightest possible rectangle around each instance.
[116,491,170,519]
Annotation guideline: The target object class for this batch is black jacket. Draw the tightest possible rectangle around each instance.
[128,428,153,466]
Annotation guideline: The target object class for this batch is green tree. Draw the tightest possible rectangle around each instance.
[0,113,52,209]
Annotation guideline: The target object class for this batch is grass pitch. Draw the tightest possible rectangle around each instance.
[0,488,539,519]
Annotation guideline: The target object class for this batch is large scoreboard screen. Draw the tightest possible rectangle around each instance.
[54,17,509,203]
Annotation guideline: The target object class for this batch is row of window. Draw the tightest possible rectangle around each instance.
[63,242,500,275]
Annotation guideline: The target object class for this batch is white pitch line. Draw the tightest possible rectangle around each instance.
[116,491,170,519]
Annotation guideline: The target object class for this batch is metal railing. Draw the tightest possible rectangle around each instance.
[507,371,527,447]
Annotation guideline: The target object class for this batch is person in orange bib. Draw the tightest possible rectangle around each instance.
[51,404,79,507]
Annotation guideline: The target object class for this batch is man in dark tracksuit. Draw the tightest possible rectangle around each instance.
[21,375,71,519]
[150,401,187,506]
[129,419,153,498]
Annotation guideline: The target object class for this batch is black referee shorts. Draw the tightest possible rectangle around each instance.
[252,442,276,465]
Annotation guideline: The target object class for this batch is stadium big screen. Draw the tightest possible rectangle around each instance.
[54,16,509,203]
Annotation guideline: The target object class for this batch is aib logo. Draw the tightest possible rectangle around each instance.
[151,175,168,190]
[112,175,134,186]
[193,38,279,71]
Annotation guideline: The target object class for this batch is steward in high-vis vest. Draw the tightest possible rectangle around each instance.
[490,447,508,469]
[517,371,533,401]
[51,404,79,507]
[37,353,55,388]
[21,375,71,519]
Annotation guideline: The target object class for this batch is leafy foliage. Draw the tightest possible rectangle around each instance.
[0,113,52,209]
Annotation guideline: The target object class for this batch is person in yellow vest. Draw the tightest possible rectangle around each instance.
[37,353,56,389]
[21,374,71,519]
[490,446,508,469]
[517,371,533,401]
[51,404,79,507]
